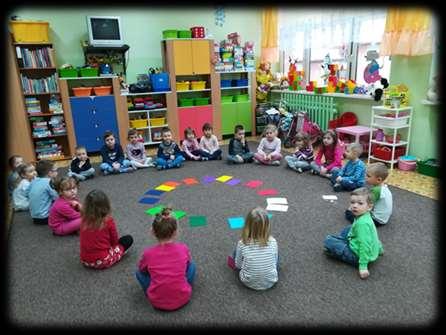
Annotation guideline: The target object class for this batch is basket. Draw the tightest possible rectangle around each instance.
[151,72,170,92]
[150,117,166,127]
[417,159,439,178]
[79,68,99,77]
[130,119,148,128]
[221,79,232,88]
[93,86,112,96]
[221,95,234,103]
[10,21,49,43]
[375,117,408,127]
[72,87,92,97]
[194,97,210,106]
[59,68,78,78]
[191,81,206,90]
[176,81,190,91]
[398,159,417,171]
[234,94,249,102]
[233,79,248,87]
[179,98,194,107]
[162,30,178,39]
[178,30,192,38]
[373,145,406,161]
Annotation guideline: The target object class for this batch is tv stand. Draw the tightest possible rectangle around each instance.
[83,44,130,79]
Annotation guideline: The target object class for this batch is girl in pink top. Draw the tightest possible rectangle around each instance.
[181,127,208,161]
[48,176,81,236]
[254,124,283,166]
[309,129,343,177]
[136,208,196,311]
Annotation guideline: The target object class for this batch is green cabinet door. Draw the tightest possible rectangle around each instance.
[237,101,252,132]
[221,102,237,135]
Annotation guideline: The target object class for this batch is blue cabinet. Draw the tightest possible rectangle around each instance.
[70,96,119,152]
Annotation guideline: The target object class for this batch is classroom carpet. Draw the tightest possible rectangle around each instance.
[6,142,439,329]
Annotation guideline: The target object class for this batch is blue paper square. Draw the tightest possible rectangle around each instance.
[144,189,165,196]
[227,217,245,229]
[139,197,161,205]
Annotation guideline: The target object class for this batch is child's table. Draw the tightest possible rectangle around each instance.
[335,125,376,145]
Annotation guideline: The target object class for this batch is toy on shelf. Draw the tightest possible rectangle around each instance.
[384,84,409,108]
[363,46,382,84]
[256,61,273,102]
[320,53,331,85]
[286,58,305,90]
[233,45,244,70]
[367,78,389,102]
[227,32,241,46]
[244,41,255,70]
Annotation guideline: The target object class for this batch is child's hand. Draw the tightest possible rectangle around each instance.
[336,176,342,183]
[266,154,271,161]
[71,200,81,211]
[359,269,369,279]
[112,162,120,170]
[193,155,200,161]
[79,160,86,168]
[170,155,175,160]
[320,167,327,175]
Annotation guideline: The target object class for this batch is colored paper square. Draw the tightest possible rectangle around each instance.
[145,205,165,216]
[225,178,241,186]
[227,255,236,270]
[155,184,175,192]
[173,210,187,220]
[139,197,160,205]
[202,175,216,184]
[257,189,279,196]
[164,181,181,187]
[216,175,233,183]
[244,180,263,188]
[183,178,199,185]
[189,216,207,227]
[144,189,165,196]
[227,217,245,229]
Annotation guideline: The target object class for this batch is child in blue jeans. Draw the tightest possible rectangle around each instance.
[330,142,366,192]
[155,127,185,170]
[100,131,134,175]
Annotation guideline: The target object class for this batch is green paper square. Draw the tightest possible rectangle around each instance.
[189,216,207,227]
[145,205,165,216]
[173,210,187,220]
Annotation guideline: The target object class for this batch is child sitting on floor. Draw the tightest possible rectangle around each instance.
[330,142,366,192]
[254,124,282,166]
[80,189,133,269]
[7,155,24,197]
[309,129,343,177]
[155,127,185,170]
[100,131,134,175]
[284,131,314,173]
[323,187,383,279]
[227,124,254,164]
[126,129,154,168]
[345,162,393,226]
[68,146,95,181]
[28,160,59,225]
[199,123,222,160]
[181,127,207,161]
[48,176,82,236]
[135,208,196,311]
[12,163,36,211]
[230,207,279,290]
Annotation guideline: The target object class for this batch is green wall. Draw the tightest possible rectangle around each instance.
[10,6,262,83]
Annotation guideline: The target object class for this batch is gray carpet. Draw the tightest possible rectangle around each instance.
[7,142,439,328]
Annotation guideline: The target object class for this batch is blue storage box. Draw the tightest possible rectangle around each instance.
[221,79,232,88]
[151,73,170,92]
[233,79,248,87]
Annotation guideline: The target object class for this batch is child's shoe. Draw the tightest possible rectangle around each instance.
[296,168,303,173]
[333,183,342,192]
[102,170,110,176]
[202,157,209,161]
[253,158,260,164]
[271,160,281,166]
[156,165,164,171]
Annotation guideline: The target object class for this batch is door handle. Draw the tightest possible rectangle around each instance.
[92,109,96,115]
[94,123,99,128]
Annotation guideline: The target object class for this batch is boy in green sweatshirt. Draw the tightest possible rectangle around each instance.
[323,187,384,279]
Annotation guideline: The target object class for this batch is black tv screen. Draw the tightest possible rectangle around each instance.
[91,18,120,40]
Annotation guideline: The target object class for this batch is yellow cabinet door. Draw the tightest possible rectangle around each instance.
[191,40,210,74]
[173,40,193,75]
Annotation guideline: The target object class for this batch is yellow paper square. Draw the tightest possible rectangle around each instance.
[216,175,233,183]
[155,184,175,192]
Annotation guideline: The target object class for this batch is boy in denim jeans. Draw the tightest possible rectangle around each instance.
[330,142,366,192]
[100,131,134,175]
[155,127,185,170]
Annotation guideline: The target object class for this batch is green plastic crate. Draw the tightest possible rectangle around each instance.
[417,159,439,178]
[162,30,177,39]
[234,94,249,102]
[221,95,234,103]
[178,30,192,38]
[79,67,99,77]
[179,98,194,107]
[59,68,78,78]
[194,97,210,106]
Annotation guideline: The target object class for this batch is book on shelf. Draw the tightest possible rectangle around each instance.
[20,73,58,94]
[17,46,53,68]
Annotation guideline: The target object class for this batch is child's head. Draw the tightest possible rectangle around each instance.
[17,163,36,181]
[35,160,58,178]
[184,127,196,141]
[53,176,78,200]
[350,187,373,217]
[103,131,116,148]
[234,124,245,140]
[81,189,111,229]
[295,131,310,149]
[264,124,278,141]
[152,212,178,242]
[128,128,139,144]
[322,129,338,148]
[344,142,363,160]
[202,123,213,137]
[366,162,389,186]
[241,207,271,246]
[8,155,24,171]
[75,146,88,161]
[161,127,172,144]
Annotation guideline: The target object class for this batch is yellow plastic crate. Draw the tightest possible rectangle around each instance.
[130,119,148,128]
[150,117,166,127]
[191,81,206,90]
[10,21,50,43]
[176,81,190,91]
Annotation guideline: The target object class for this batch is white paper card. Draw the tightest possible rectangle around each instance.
[266,204,289,212]
[322,195,338,201]
[266,197,288,205]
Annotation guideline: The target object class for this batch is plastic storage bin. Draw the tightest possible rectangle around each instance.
[234,94,249,102]
[233,79,248,87]
[150,117,166,127]
[130,119,148,128]
[79,68,99,77]
[151,73,170,92]
[178,30,192,38]
[72,87,92,97]
[221,80,232,88]
[375,116,408,127]
[191,26,205,38]
[162,30,177,39]
[93,86,112,96]
[179,98,194,107]
[194,97,210,106]
[417,159,439,178]
[176,81,190,91]
[373,145,406,161]
[398,157,417,171]
[191,81,206,90]
[59,68,78,78]
[10,20,49,43]
[221,95,234,103]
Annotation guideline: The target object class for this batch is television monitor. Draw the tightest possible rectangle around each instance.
[86,16,123,47]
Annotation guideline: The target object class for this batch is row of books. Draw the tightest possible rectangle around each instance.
[35,138,64,159]
[20,73,58,94]
[25,97,41,114]
[16,47,54,68]
[30,116,67,138]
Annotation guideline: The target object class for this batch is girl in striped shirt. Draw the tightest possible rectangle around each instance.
[232,207,279,290]
[284,131,314,173]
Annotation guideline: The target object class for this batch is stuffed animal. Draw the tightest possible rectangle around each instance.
[256,61,273,102]
[368,77,389,101]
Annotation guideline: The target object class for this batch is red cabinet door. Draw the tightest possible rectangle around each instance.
[178,106,213,141]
